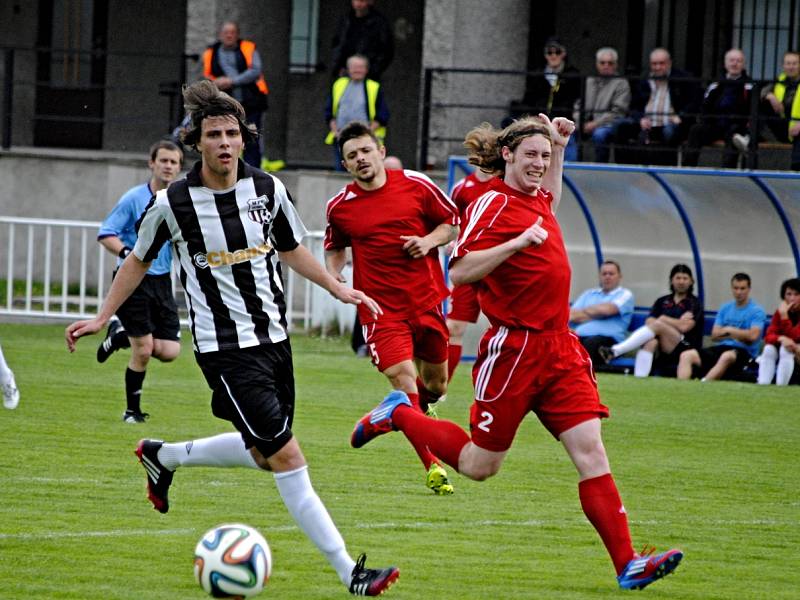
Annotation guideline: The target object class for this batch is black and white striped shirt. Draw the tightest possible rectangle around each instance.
[134,161,307,353]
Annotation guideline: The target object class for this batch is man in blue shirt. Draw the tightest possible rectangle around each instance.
[96,140,183,422]
[569,260,635,366]
[678,272,766,381]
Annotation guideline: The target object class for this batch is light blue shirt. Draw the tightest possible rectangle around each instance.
[98,183,172,276]
[714,299,766,356]
[570,286,635,342]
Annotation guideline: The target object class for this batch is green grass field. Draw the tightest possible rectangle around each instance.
[0,323,798,599]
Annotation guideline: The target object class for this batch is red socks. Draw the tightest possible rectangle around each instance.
[405,392,436,469]
[392,404,470,470]
[579,473,635,574]
[447,344,462,382]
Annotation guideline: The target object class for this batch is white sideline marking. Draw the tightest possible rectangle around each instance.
[0,518,790,541]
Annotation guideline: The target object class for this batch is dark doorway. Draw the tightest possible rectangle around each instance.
[34,0,108,148]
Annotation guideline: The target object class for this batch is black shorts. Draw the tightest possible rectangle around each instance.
[115,272,180,340]
[657,339,696,366]
[698,345,751,378]
[195,340,295,458]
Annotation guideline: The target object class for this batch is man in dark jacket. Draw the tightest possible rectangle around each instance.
[517,37,581,160]
[617,48,700,164]
[683,49,753,168]
[331,0,394,81]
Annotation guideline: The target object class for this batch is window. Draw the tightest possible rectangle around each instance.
[290,0,319,74]
[734,0,799,79]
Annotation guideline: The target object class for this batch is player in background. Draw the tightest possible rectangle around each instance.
[66,81,399,597]
[0,340,20,409]
[96,140,183,423]
[349,115,683,590]
[445,125,502,382]
[325,121,459,495]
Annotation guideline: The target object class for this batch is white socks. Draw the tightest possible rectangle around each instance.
[633,349,654,378]
[757,345,795,385]
[757,345,777,384]
[0,343,11,382]
[155,437,356,586]
[157,433,260,470]
[776,346,796,386]
[274,466,355,586]
[611,325,656,357]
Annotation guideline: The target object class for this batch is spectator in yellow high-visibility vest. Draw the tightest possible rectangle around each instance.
[760,50,800,171]
[325,54,389,170]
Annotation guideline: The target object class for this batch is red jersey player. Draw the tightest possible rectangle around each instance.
[446,125,502,382]
[349,115,684,590]
[325,121,459,495]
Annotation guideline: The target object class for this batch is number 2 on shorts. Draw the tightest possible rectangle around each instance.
[478,410,493,432]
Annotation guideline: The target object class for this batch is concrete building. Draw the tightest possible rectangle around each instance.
[3,1,797,172]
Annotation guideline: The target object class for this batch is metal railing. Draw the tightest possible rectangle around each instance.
[0,216,345,332]
[419,68,794,170]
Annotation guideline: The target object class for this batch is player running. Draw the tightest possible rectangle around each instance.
[66,80,398,597]
[349,115,683,590]
[325,121,459,495]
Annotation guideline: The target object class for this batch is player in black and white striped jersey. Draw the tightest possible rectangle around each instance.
[66,80,399,597]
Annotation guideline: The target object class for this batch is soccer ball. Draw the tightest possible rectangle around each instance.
[194,523,272,598]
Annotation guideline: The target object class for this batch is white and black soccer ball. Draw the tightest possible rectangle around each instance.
[194,523,272,598]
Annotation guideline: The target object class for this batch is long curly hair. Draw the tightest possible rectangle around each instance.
[466,117,551,173]
[179,80,258,148]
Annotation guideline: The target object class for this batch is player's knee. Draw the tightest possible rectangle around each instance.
[155,341,181,362]
[458,448,503,481]
[680,349,698,365]
[461,461,500,482]
[425,377,448,397]
[447,319,467,339]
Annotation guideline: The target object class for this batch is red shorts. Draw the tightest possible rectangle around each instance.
[362,305,449,372]
[448,283,481,323]
[469,327,609,451]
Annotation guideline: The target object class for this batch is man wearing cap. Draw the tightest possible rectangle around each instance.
[518,37,582,160]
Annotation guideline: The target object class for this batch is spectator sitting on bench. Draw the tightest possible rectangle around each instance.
[683,48,753,168]
[574,46,631,163]
[754,50,800,171]
[598,263,704,377]
[756,277,800,385]
[615,48,700,165]
[569,260,634,366]
[678,272,765,382]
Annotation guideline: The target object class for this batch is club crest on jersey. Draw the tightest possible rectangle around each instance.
[247,195,272,225]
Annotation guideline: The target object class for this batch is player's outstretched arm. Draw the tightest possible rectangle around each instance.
[280,244,382,318]
[65,254,150,351]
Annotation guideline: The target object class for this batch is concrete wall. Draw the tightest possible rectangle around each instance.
[104,1,187,152]
[0,2,40,147]
[421,0,529,167]
[0,148,448,228]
